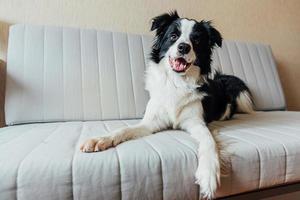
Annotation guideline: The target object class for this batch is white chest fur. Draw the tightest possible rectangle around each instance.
[145,60,204,128]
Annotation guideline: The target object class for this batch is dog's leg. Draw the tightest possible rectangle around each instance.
[80,122,156,152]
[181,118,220,199]
[80,100,166,152]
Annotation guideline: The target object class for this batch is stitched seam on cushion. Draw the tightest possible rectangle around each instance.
[261,46,282,105]
[265,47,285,107]
[140,36,147,72]
[114,142,123,200]
[121,120,165,200]
[15,123,61,200]
[21,25,26,123]
[208,126,239,196]
[0,125,38,145]
[255,45,275,108]
[79,30,85,120]
[126,35,137,117]
[234,42,247,82]
[142,137,164,200]
[227,125,287,184]
[166,132,199,200]
[266,124,300,133]
[218,133,262,189]
[262,115,300,123]
[266,48,282,94]
[166,132,197,155]
[245,43,265,108]
[111,32,121,119]
[103,121,122,200]
[62,27,65,120]
[121,120,134,127]
[215,48,225,73]
[211,123,263,188]
[102,121,110,135]
[212,49,221,72]
[214,114,300,185]
[140,36,150,102]
[43,26,45,122]
[224,42,236,75]
[215,122,289,186]
[96,31,103,119]
[71,122,85,200]
[120,120,164,200]
[255,126,300,141]
[232,120,300,140]
[228,117,300,133]
[221,119,300,184]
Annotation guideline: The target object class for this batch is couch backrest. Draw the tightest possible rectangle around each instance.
[5,24,285,125]
[211,40,285,111]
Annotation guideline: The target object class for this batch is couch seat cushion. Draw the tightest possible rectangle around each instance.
[1,111,300,200]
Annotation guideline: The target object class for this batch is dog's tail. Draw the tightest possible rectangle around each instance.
[236,90,254,114]
[213,71,254,114]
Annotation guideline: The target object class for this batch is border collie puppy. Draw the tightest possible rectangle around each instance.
[80,11,253,199]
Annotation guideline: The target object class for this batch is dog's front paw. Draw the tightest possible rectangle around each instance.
[80,136,113,153]
[195,165,220,199]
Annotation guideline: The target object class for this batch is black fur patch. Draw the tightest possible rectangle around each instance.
[150,11,180,63]
[198,72,251,123]
[192,21,222,75]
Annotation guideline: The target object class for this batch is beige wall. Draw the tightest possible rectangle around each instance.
[0,0,300,118]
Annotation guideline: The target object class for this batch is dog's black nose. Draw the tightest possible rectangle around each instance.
[178,43,191,54]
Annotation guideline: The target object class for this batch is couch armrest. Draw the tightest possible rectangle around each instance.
[0,60,6,127]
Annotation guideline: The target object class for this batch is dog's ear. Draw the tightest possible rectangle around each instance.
[150,11,179,33]
[203,21,223,48]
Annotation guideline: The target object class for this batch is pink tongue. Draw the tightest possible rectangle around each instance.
[173,60,186,71]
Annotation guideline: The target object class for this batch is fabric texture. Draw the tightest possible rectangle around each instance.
[5,24,286,125]
[0,60,5,127]
[0,111,300,200]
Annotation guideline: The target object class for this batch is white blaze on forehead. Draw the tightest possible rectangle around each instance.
[165,18,197,67]
[178,19,196,44]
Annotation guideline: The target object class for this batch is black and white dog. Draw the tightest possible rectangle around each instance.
[80,11,253,199]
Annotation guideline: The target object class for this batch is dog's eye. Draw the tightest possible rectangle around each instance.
[170,34,178,41]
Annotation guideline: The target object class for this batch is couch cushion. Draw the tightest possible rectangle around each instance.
[5,24,285,125]
[1,111,299,200]
[211,41,286,111]
[5,24,152,125]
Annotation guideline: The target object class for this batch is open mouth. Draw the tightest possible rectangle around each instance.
[169,57,191,72]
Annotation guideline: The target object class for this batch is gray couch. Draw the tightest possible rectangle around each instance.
[1,24,300,200]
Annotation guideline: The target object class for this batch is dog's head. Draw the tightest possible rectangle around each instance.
[150,11,222,75]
